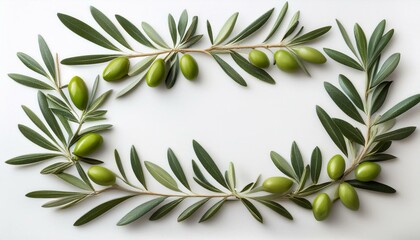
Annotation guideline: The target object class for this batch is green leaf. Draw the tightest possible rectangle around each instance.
[338,74,364,111]
[38,92,66,144]
[130,146,147,189]
[61,54,122,65]
[180,16,198,43]
[372,53,400,87]
[16,52,49,78]
[297,165,310,191]
[346,180,396,193]
[149,198,184,221]
[8,74,53,90]
[214,12,239,45]
[193,140,228,188]
[168,14,177,45]
[290,197,312,209]
[354,23,367,65]
[58,115,73,139]
[114,149,127,181]
[179,35,202,48]
[78,124,113,136]
[241,198,263,223]
[6,153,61,165]
[26,190,82,198]
[167,148,190,190]
[74,195,135,226]
[177,10,188,38]
[116,73,145,98]
[21,105,55,142]
[228,8,274,44]
[367,20,386,59]
[371,141,392,153]
[115,15,155,49]
[192,160,223,193]
[178,198,209,222]
[90,7,132,50]
[199,198,227,222]
[88,90,112,112]
[371,81,392,114]
[299,182,332,196]
[79,157,103,165]
[374,127,416,142]
[316,106,348,156]
[206,20,214,45]
[333,118,365,145]
[56,173,92,191]
[40,162,73,174]
[290,142,304,178]
[212,54,247,86]
[290,26,331,45]
[18,124,59,151]
[142,22,169,48]
[230,51,275,84]
[335,19,358,57]
[376,94,420,124]
[263,2,288,42]
[310,147,322,184]
[323,48,364,71]
[145,161,180,192]
[128,56,156,76]
[57,13,120,51]
[75,162,94,190]
[257,200,293,220]
[117,197,166,226]
[324,82,364,124]
[368,29,394,69]
[270,151,298,181]
[165,54,180,89]
[38,35,56,80]
[362,153,396,162]
[282,11,300,40]
[226,162,236,191]
[42,195,87,208]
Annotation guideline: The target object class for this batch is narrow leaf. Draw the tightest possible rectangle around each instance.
[299,182,332,196]
[290,26,331,45]
[371,81,392,114]
[168,14,177,45]
[75,162,94,190]
[130,146,146,189]
[374,127,416,142]
[38,92,65,144]
[257,200,293,220]
[241,198,263,223]
[214,12,238,45]
[199,198,226,222]
[316,106,348,156]
[346,180,396,193]
[335,19,358,57]
[117,197,166,226]
[310,147,322,184]
[6,153,61,165]
[282,11,300,40]
[26,190,82,198]
[56,173,92,191]
[116,73,145,98]
[40,162,73,174]
[206,20,214,45]
[212,54,247,86]
[18,124,59,151]
[368,20,386,59]
[38,35,56,80]
[324,48,364,71]
[61,54,121,65]
[177,10,188,38]
[178,198,209,222]
[290,197,312,209]
[114,149,127,181]
[180,16,198,43]
[16,52,48,78]
[150,198,184,221]
[270,151,298,181]
[165,54,179,89]
[168,148,190,190]
[42,195,86,208]
[368,29,394,69]
[115,15,155,48]
[145,161,180,192]
[372,53,400,87]
[263,2,288,42]
[8,73,53,90]
[376,94,420,124]
[338,74,364,111]
[354,23,367,65]
[129,56,156,76]
[290,142,304,178]
[21,105,55,142]
[57,13,120,51]
[142,22,169,48]
[333,118,365,145]
[362,153,396,162]
[192,160,223,193]
[230,51,275,84]
[226,162,236,190]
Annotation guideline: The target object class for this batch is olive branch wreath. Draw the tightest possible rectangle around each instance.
[5,3,420,226]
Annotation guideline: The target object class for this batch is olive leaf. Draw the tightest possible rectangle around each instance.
[180,16,198,43]
[212,54,247,86]
[142,22,170,49]
[257,200,293,220]
[6,153,62,165]
[115,15,156,49]
[346,180,396,193]
[335,19,358,57]
[290,197,312,209]
[282,11,300,40]
[8,74,53,90]
[226,162,236,191]
[263,2,288,42]
[117,197,167,226]
[18,124,59,151]
[41,162,73,174]
[367,20,386,59]
[241,198,263,223]
[16,52,49,78]
[130,146,147,189]
[192,160,223,193]
[333,118,365,145]
[299,182,332,196]
[165,54,180,89]
[214,12,239,45]
[116,73,146,98]
[61,54,122,65]
[114,149,127,181]
[270,151,298,181]
[38,92,66,144]
[376,94,420,124]
[178,198,209,222]
[42,194,87,208]
[338,74,364,111]
[374,127,416,142]
[26,190,83,198]
[21,105,55,142]
[150,198,185,221]
[362,153,396,162]
[206,20,214,44]
[316,106,348,156]
[57,13,120,51]
[167,148,190,190]
[168,14,177,45]
[230,51,275,84]
[289,26,331,45]
[199,198,227,223]
[177,10,188,38]
[354,23,367,66]
[310,147,322,184]
[145,161,181,192]
[38,35,56,81]
[290,142,304,179]
[371,81,392,114]
[368,29,394,69]
[371,53,400,87]
[324,48,364,71]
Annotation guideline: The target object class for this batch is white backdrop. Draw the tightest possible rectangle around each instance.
[1,0,420,239]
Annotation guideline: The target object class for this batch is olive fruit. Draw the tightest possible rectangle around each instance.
[146,58,166,87]
[338,182,359,211]
[68,76,88,110]
[327,154,346,180]
[312,193,332,221]
[274,50,299,72]
[102,57,130,81]
[248,49,270,68]
[73,133,103,156]
[292,46,327,64]
[180,54,199,80]
[88,166,116,186]
[262,176,293,193]
[355,162,381,182]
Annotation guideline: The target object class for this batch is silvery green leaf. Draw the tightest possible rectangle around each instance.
[367,20,386,59]
[40,162,73,174]
[199,198,226,222]
[116,73,145,98]
[289,26,331,45]
[372,53,400,87]
[335,19,358,57]
[57,13,120,51]
[26,190,82,198]
[18,124,59,151]
[368,29,394,69]
[376,94,420,124]
[346,180,396,193]
[61,54,122,65]
[38,35,56,81]
[181,16,198,43]
[264,2,288,42]
[149,198,184,221]
[212,54,247,86]
[257,200,293,220]
[282,11,299,41]
[333,118,365,145]
[165,54,179,89]
[230,51,275,84]
[316,106,348,156]
[324,48,364,71]
[371,81,392,114]
[290,197,312,209]
[338,74,364,111]
[192,160,223,193]
[178,198,209,222]
[142,22,169,49]
[226,162,236,190]
[297,165,310,191]
[56,173,92,191]
[241,198,263,223]
[88,90,112,112]
[290,142,304,179]
[8,74,53,90]
[167,148,190,190]
[16,52,49,78]
[117,197,167,226]
[270,151,298,181]
[114,149,127,181]
[299,182,332,196]
[115,15,156,49]
[6,153,61,165]
[90,6,132,50]
[21,105,55,142]
[128,56,156,76]
[362,153,396,162]
[179,34,203,48]
[42,195,87,208]
[38,92,65,144]
[354,23,367,65]
[168,14,177,45]
[145,162,181,192]
[374,127,416,142]
[177,10,188,38]
[288,49,310,76]
[130,146,147,189]
[214,12,238,45]
[75,162,94,190]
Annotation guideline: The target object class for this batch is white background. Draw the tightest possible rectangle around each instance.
[1,0,420,239]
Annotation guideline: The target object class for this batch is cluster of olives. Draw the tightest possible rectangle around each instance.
[312,155,382,221]
[248,46,326,72]
[102,54,199,87]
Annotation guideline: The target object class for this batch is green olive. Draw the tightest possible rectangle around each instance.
[355,162,381,182]
[327,154,346,180]
[262,176,293,193]
[248,49,270,68]
[102,57,130,81]
[68,76,88,110]
[180,54,199,80]
[73,133,103,157]
[146,58,166,87]
[338,182,359,211]
[274,50,299,72]
[292,46,327,64]
[312,193,332,221]
[87,166,116,186]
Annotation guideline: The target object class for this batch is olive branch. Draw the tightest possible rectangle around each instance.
[57,3,330,96]
[5,7,420,226]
